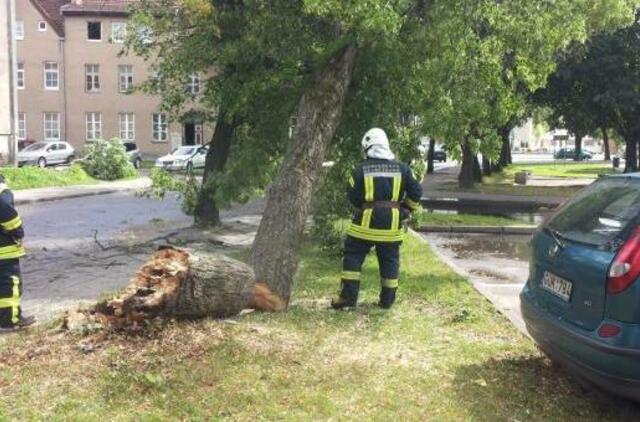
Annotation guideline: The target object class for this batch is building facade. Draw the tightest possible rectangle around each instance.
[15,0,212,157]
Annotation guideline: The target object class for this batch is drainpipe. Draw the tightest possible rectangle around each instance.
[5,0,17,165]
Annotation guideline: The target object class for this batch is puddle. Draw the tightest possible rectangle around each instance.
[439,235,531,262]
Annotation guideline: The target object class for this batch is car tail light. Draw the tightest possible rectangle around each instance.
[598,323,621,338]
[607,227,640,294]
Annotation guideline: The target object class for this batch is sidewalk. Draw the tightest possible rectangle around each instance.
[14,177,152,205]
[421,165,580,209]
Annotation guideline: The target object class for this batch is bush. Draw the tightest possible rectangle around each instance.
[81,138,137,181]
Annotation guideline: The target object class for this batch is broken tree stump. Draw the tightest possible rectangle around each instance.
[85,247,284,330]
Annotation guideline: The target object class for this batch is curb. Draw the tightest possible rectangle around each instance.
[421,197,564,212]
[14,187,145,206]
[416,225,536,235]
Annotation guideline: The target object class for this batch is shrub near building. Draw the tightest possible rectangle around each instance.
[81,139,138,181]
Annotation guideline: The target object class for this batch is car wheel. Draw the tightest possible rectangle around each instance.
[134,157,142,169]
[66,155,75,164]
[38,157,47,168]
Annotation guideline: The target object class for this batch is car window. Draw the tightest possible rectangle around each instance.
[47,144,57,151]
[547,178,640,247]
[124,143,137,152]
[58,143,67,150]
[24,143,47,151]
[172,146,196,156]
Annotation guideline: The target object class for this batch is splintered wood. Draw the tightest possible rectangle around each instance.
[94,247,191,329]
[67,246,286,332]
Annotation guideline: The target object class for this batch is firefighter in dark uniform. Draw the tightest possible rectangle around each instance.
[0,175,33,330]
[332,128,423,310]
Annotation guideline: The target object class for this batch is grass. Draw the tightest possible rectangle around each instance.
[505,162,616,179]
[438,180,583,198]
[0,234,633,420]
[1,164,97,190]
[421,212,524,226]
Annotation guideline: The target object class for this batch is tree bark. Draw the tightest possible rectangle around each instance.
[251,45,358,304]
[625,136,638,173]
[498,125,511,167]
[602,128,611,161]
[459,138,475,189]
[472,154,483,183]
[426,138,436,174]
[482,155,491,176]
[194,114,238,227]
[574,132,583,161]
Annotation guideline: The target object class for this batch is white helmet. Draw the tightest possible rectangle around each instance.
[361,128,389,152]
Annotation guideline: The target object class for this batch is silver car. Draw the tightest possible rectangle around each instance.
[17,141,75,167]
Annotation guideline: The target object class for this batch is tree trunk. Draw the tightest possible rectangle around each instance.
[473,154,483,183]
[602,128,611,161]
[426,138,436,174]
[498,125,511,167]
[459,138,475,189]
[482,155,491,176]
[65,247,287,331]
[625,136,637,173]
[574,132,583,161]
[251,45,358,304]
[194,114,238,227]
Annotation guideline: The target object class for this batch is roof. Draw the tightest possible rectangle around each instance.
[30,0,69,37]
[61,0,136,17]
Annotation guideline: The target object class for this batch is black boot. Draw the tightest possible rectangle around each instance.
[378,287,397,309]
[331,280,359,309]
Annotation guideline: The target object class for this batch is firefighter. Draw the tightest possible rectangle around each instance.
[331,128,423,310]
[0,175,33,330]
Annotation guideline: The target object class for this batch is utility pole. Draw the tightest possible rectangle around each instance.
[0,0,17,165]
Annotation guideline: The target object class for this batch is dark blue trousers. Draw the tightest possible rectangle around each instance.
[341,236,400,288]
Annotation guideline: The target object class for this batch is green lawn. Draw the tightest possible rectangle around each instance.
[505,162,616,179]
[438,180,583,198]
[422,212,523,227]
[0,234,630,420]
[1,164,97,190]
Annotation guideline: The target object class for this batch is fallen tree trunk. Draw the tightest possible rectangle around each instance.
[70,247,285,331]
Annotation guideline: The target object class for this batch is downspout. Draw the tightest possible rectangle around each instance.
[7,0,17,165]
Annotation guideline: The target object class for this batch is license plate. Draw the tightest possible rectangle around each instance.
[541,271,573,302]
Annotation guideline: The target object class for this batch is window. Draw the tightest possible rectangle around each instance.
[44,62,58,90]
[152,113,168,142]
[15,21,24,40]
[17,113,26,140]
[187,73,201,95]
[38,21,47,32]
[119,113,135,141]
[118,65,133,93]
[16,63,24,89]
[44,112,60,141]
[87,21,101,41]
[111,22,127,43]
[85,112,102,140]
[85,64,100,92]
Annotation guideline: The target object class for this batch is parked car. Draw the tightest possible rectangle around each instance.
[17,141,75,168]
[554,148,592,160]
[433,149,447,162]
[123,142,142,169]
[521,174,640,401]
[155,145,208,171]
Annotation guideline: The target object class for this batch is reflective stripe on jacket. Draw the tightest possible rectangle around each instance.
[346,158,423,243]
[0,182,25,260]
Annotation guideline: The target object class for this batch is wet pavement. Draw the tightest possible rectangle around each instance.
[421,232,531,332]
